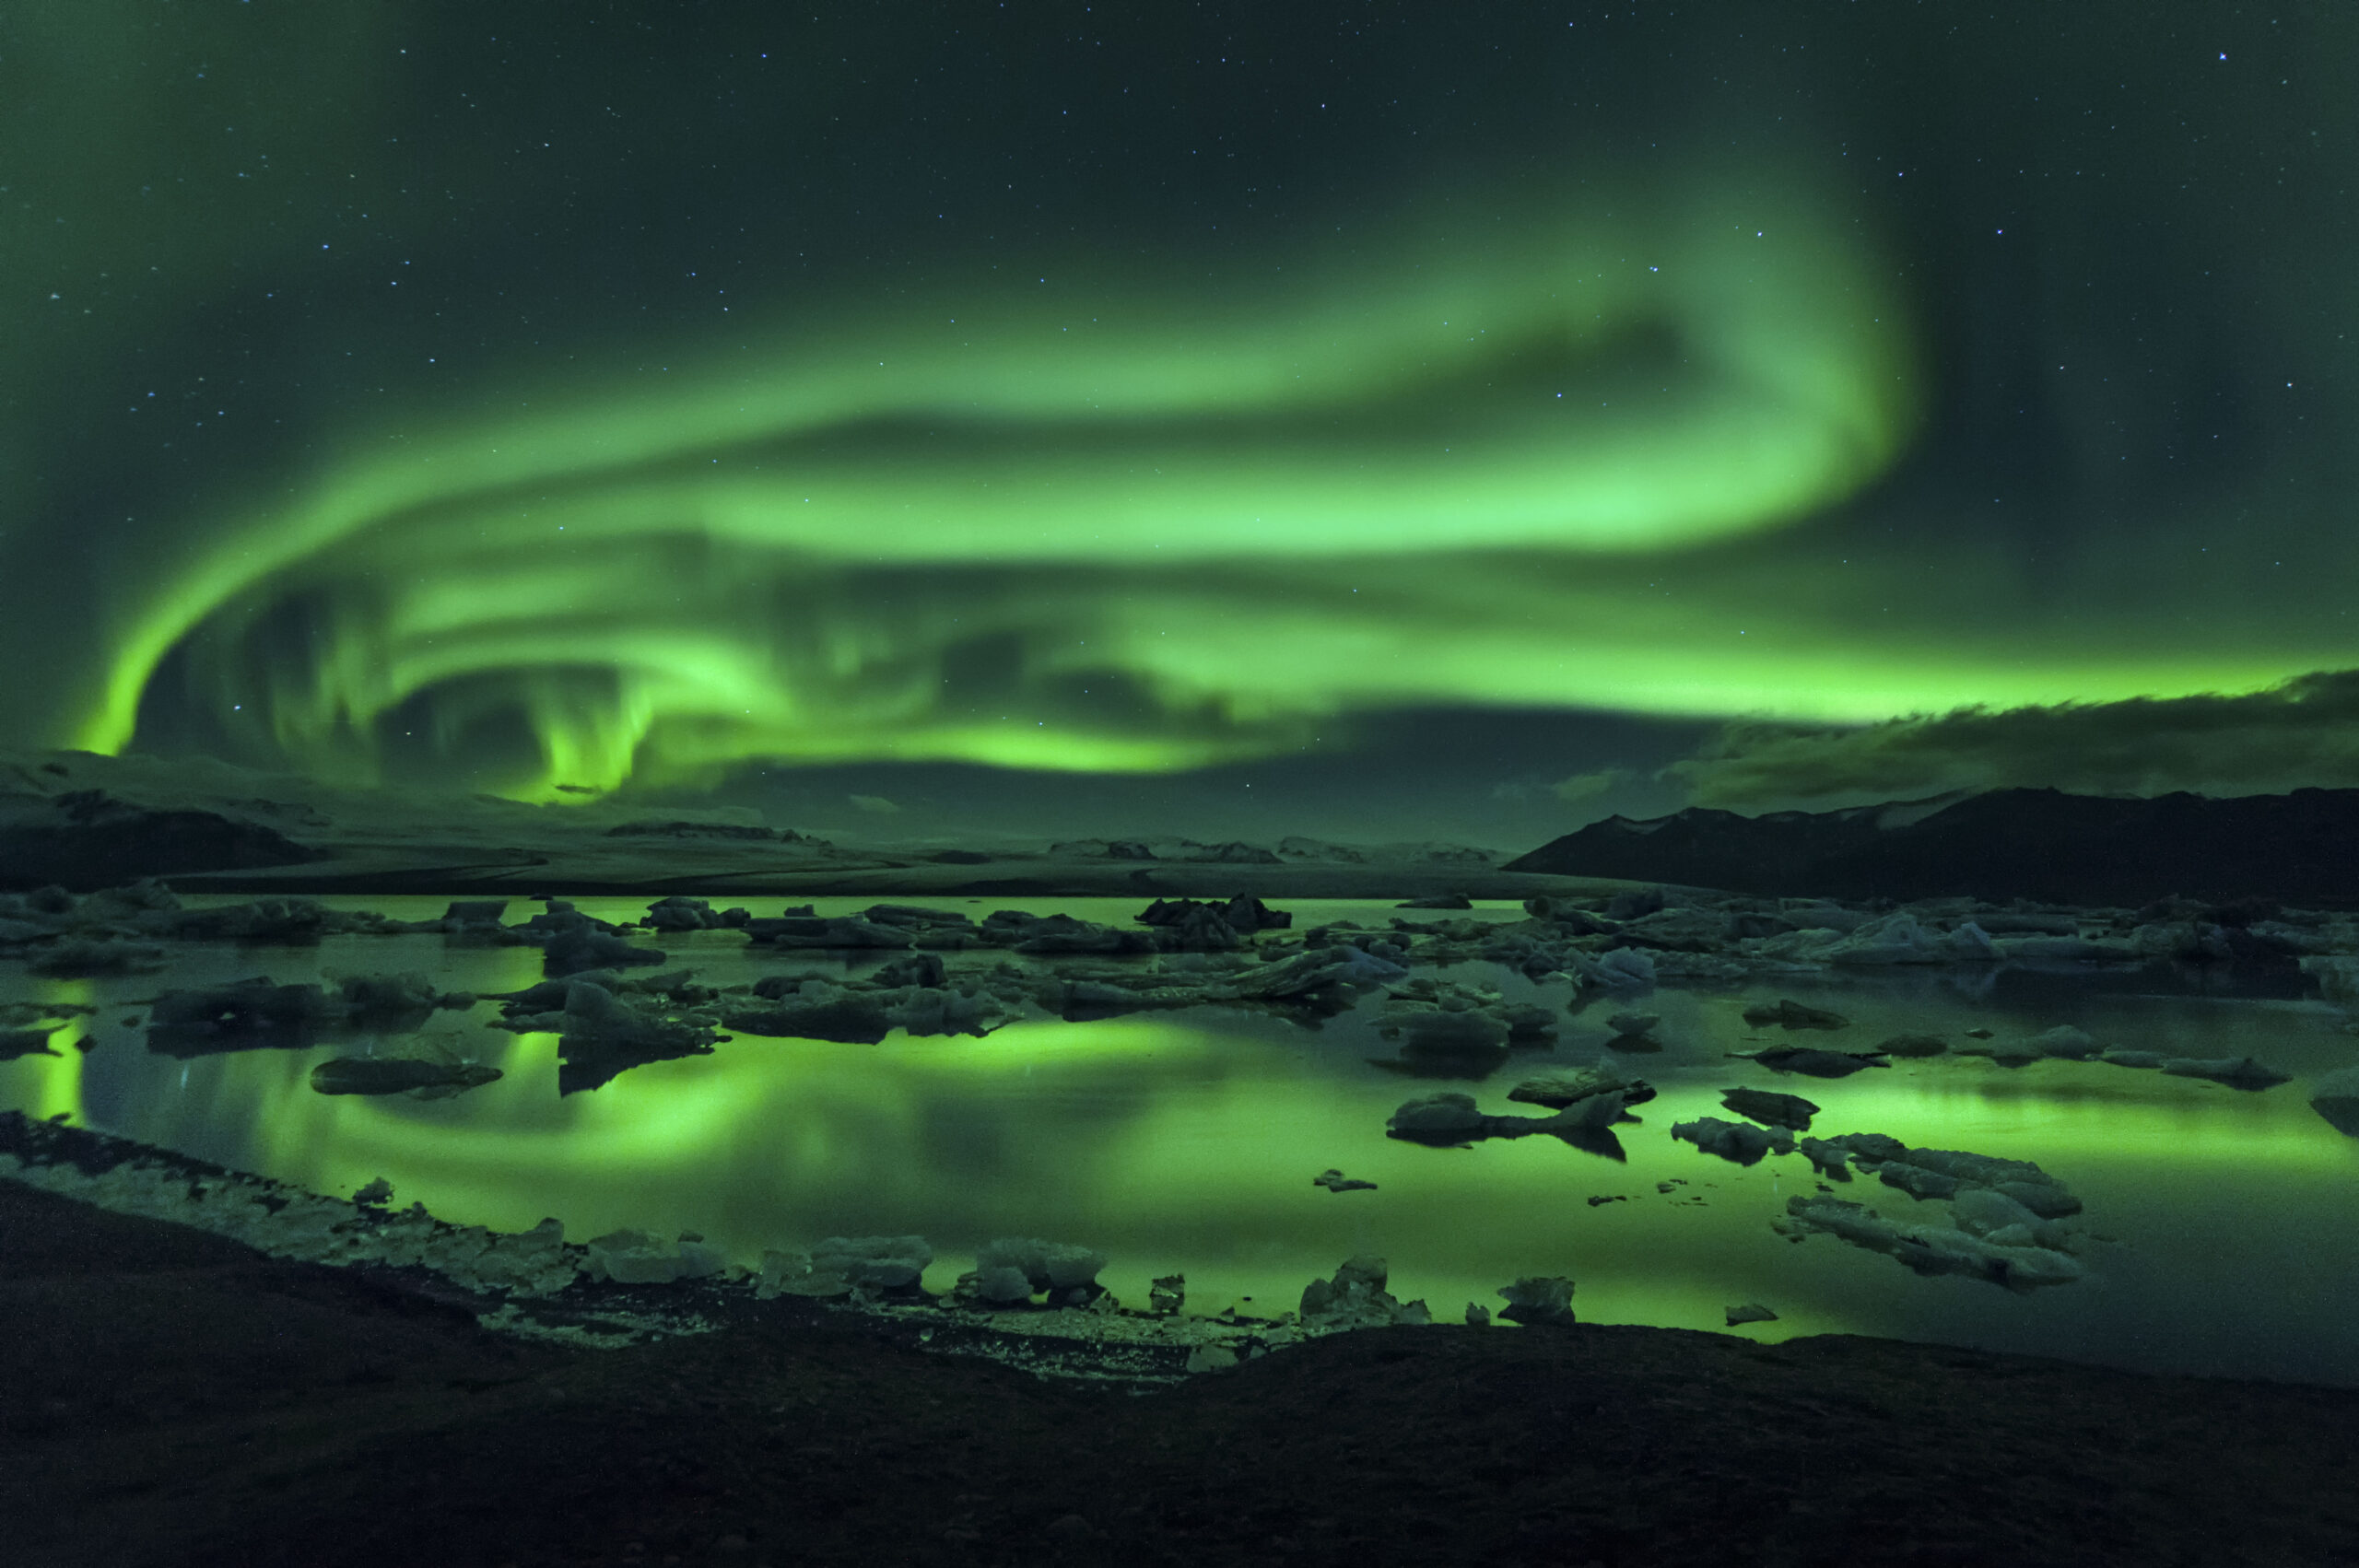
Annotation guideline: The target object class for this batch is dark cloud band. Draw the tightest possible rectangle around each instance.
[1670,671,2359,808]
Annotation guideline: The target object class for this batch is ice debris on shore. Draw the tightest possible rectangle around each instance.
[1496,1275,1577,1327]
[756,1235,936,1298]
[0,1116,1607,1385]
[963,1237,1110,1305]
[1299,1255,1431,1328]
[585,1228,729,1284]
[0,1128,583,1295]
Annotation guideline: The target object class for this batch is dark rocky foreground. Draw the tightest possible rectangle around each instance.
[1507,787,2359,906]
[6,1182,2357,1568]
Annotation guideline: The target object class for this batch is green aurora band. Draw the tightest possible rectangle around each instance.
[76,179,2337,801]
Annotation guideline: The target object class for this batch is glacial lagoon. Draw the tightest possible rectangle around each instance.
[6,895,2356,1387]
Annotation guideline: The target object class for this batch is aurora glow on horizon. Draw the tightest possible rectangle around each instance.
[6,4,2354,838]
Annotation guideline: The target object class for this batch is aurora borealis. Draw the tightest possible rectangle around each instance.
[6,4,2354,839]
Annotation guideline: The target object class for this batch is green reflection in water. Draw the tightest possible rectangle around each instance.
[6,903,2359,1384]
[13,976,95,1124]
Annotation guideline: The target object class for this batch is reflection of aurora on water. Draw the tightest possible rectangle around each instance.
[11,914,2359,1387]
[97,179,1946,800]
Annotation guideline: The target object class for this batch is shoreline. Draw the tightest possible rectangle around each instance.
[7,1149,2358,1567]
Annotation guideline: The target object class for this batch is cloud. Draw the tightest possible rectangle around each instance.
[1667,669,2359,807]
[848,793,901,814]
[1548,767,1631,805]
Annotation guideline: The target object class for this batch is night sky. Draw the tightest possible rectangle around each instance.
[5,3,2353,848]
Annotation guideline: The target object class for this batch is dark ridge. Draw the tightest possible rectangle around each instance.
[1505,787,2359,905]
[604,820,813,842]
[0,791,320,892]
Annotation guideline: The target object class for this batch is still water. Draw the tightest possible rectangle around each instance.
[6,896,2356,1387]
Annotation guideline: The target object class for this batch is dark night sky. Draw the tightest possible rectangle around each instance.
[4,2,2353,848]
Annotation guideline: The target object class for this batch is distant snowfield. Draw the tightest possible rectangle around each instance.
[2,746,1608,899]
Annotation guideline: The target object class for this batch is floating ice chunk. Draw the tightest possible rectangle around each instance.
[1946,921,1996,960]
[1226,943,1406,1000]
[1393,1008,1510,1055]
[883,985,1010,1038]
[544,927,666,977]
[1989,933,2133,962]
[1589,947,1657,989]
[1741,1045,1887,1078]
[641,895,727,930]
[2310,1067,2359,1136]
[1672,1116,1794,1165]
[1797,1137,1854,1180]
[1386,1092,1489,1144]
[2027,1025,2100,1060]
[1741,999,1849,1030]
[1774,1197,2083,1292]
[2300,955,2359,1004]
[1949,1187,2075,1249]
[1647,950,1752,982]
[722,984,895,1043]
[2159,1055,2294,1090]
[1719,1087,1819,1130]
[1387,1092,1620,1150]
[29,939,168,977]
[1822,913,1954,965]
[1506,1066,1655,1109]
